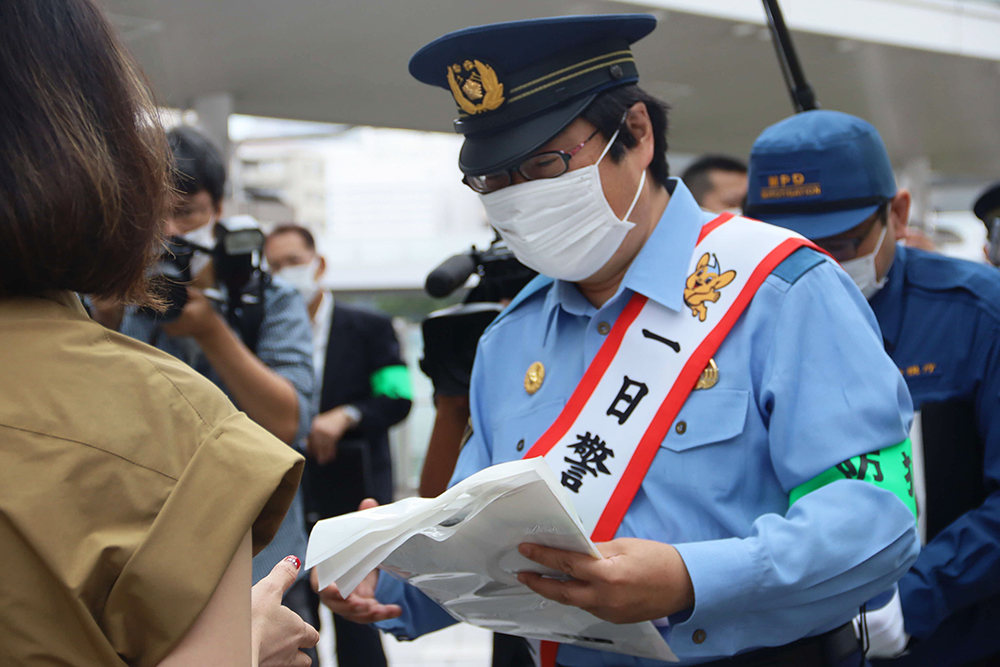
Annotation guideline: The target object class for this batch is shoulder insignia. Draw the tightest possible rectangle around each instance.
[903,250,1000,319]
[482,274,553,336]
[771,247,825,286]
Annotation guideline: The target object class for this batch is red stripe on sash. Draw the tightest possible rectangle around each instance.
[525,212,736,462]
[524,294,648,459]
[697,211,735,244]
[534,216,817,667]
[591,237,810,541]
[540,641,559,666]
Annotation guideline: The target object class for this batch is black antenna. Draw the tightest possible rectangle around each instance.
[762,0,819,112]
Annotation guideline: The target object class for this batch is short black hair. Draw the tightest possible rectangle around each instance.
[267,223,316,251]
[580,85,670,189]
[167,125,226,205]
[682,155,747,204]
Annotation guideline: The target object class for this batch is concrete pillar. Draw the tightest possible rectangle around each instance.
[193,91,233,161]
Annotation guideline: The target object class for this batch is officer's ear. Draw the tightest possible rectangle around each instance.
[315,255,327,280]
[623,102,654,172]
[889,189,911,239]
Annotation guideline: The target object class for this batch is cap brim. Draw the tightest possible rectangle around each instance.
[973,183,1000,223]
[458,93,596,176]
[750,204,880,240]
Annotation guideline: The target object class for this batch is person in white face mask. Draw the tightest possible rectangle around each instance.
[744,110,906,302]
[91,125,322,664]
[317,15,920,667]
[747,110,1000,666]
[264,223,412,667]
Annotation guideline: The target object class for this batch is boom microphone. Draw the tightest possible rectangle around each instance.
[762,0,819,113]
[425,252,478,298]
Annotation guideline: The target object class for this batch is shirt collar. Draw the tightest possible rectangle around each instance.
[868,244,906,349]
[620,178,707,311]
[312,291,334,340]
[45,291,91,318]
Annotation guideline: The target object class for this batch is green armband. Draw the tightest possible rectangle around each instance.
[789,439,917,517]
[370,364,413,400]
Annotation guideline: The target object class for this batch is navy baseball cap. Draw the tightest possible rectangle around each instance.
[744,110,898,239]
[973,182,1000,229]
[409,14,657,176]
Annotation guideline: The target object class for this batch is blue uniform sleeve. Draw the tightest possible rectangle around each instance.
[373,341,496,639]
[257,282,316,449]
[898,330,1000,639]
[373,571,459,639]
[670,260,920,657]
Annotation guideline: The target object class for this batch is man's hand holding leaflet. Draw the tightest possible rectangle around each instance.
[306,458,677,661]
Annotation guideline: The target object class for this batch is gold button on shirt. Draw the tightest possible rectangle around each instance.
[0,292,304,667]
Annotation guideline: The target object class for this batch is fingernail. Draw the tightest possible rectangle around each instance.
[518,544,531,557]
[284,555,301,569]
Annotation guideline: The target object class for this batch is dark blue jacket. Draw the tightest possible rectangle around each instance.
[303,301,411,520]
[869,246,1000,666]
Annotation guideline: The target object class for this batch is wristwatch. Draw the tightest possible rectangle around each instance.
[341,404,362,427]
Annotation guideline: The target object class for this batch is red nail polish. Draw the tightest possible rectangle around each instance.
[284,555,301,569]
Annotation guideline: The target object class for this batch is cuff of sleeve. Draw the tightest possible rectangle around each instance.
[897,568,947,639]
[670,537,760,658]
[374,572,413,639]
[373,570,459,639]
[100,412,304,667]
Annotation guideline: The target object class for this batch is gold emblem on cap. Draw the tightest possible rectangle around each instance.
[524,361,545,395]
[447,59,505,115]
[695,358,719,390]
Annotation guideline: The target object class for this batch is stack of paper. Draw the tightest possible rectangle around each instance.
[305,458,676,661]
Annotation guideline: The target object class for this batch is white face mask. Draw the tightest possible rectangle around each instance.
[841,225,888,299]
[180,222,216,278]
[276,258,321,304]
[479,127,645,282]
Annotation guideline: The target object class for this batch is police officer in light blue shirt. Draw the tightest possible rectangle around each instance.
[746,110,1000,666]
[316,16,919,667]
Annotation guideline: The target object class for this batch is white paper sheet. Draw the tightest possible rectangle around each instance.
[305,458,676,662]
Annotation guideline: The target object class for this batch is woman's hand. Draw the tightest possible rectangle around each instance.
[252,556,320,667]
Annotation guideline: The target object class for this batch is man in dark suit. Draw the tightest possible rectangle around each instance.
[265,224,413,667]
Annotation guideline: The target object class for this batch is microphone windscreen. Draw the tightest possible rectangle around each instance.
[425,253,477,298]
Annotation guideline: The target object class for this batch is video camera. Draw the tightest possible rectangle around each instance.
[140,216,269,349]
[420,237,536,396]
[425,237,537,302]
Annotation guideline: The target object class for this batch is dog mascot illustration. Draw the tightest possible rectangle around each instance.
[684,253,737,322]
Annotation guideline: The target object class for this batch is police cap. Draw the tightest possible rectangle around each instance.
[745,110,898,239]
[409,14,656,176]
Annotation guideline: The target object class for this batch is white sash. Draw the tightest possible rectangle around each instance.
[526,214,814,539]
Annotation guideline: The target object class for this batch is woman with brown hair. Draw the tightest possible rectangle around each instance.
[0,1,318,665]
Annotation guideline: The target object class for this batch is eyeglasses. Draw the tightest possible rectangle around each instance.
[814,204,888,262]
[464,128,602,194]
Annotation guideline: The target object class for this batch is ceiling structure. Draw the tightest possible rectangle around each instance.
[102,0,1000,176]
